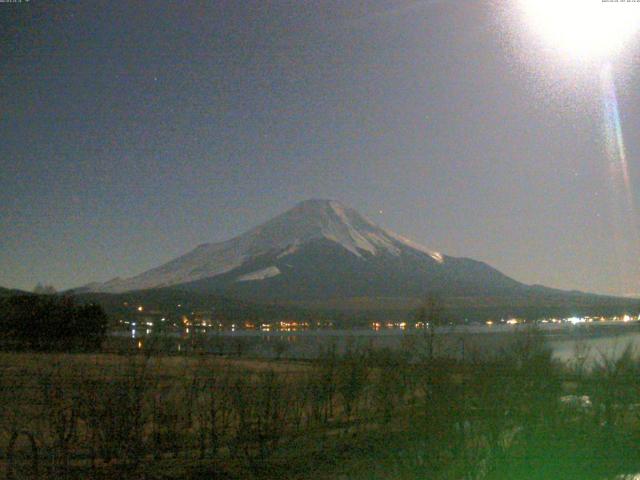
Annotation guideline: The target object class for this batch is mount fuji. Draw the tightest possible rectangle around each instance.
[79,199,637,317]
[82,199,515,296]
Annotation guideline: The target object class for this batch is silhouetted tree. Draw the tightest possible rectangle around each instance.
[0,295,108,351]
[33,283,57,295]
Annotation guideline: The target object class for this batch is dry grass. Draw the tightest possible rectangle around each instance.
[1,339,639,480]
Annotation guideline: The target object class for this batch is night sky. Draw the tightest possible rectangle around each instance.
[2,0,640,296]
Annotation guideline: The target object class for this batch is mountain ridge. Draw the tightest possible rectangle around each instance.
[82,199,446,294]
[76,199,639,317]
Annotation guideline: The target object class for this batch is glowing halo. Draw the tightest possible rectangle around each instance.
[520,0,640,60]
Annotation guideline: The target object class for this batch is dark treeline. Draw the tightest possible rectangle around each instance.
[2,332,640,479]
[0,295,108,351]
[73,287,640,328]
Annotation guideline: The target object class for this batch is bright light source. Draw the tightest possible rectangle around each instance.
[520,0,640,60]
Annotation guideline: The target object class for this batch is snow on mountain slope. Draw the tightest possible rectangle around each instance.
[236,266,281,282]
[84,199,443,293]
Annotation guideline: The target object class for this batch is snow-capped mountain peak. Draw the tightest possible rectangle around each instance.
[243,198,441,260]
[82,199,443,293]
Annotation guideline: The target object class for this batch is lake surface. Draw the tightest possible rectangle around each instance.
[548,330,640,366]
[146,322,640,365]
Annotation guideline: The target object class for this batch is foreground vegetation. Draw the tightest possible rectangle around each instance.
[0,295,107,352]
[1,332,640,479]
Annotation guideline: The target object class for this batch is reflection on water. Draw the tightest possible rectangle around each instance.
[119,322,640,365]
[209,325,640,364]
[550,332,640,367]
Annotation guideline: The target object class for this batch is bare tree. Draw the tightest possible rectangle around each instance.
[337,345,367,420]
[415,294,446,360]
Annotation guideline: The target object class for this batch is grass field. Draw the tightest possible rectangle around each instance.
[2,332,640,479]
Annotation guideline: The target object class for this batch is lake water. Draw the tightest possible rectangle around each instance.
[142,322,640,365]
[548,330,640,366]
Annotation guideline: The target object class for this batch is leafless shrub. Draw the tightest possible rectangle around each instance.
[229,369,290,473]
[570,339,592,376]
[590,344,640,430]
[336,345,368,420]
[188,357,234,460]
[369,348,410,423]
[151,380,182,458]
[284,373,309,433]
[78,355,150,470]
[39,368,80,477]
[5,430,39,480]
[307,345,338,425]
[270,337,289,360]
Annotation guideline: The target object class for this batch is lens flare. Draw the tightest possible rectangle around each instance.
[600,63,640,295]
[520,0,640,60]
[601,63,633,208]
